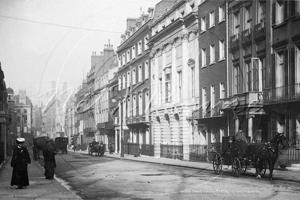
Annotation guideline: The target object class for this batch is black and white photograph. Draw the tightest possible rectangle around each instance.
[0,0,300,199]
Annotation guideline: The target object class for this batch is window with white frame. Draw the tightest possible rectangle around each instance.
[233,12,240,34]
[258,1,266,22]
[145,91,149,114]
[295,47,300,85]
[165,72,172,103]
[219,5,225,22]
[122,74,126,89]
[296,0,300,15]
[122,54,125,66]
[219,40,225,60]
[119,77,122,90]
[245,6,252,30]
[159,78,163,104]
[209,11,215,28]
[234,66,240,94]
[211,85,215,113]
[260,57,266,90]
[220,82,225,99]
[275,0,285,25]
[201,48,206,67]
[178,71,182,99]
[133,95,136,116]
[132,68,136,85]
[201,16,206,32]
[144,35,149,50]
[138,93,143,115]
[145,61,149,79]
[118,56,121,68]
[276,51,285,88]
[246,62,252,92]
[138,65,142,82]
[127,50,130,63]
[127,98,131,117]
[210,44,215,64]
[127,71,130,87]
[132,46,136,59]
[138,40,142,55]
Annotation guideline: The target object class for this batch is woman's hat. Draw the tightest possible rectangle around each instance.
[16,137,25,144]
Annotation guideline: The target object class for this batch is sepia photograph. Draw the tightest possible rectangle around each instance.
[0,0,300,199]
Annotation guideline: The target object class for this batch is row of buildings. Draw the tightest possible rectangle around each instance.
[62,0,300,166]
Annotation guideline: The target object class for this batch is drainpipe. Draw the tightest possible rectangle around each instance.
[225,0,230,135]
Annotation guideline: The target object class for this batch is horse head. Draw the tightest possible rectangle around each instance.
[274,132,288,149]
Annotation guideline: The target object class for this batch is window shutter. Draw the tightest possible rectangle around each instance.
[272,2,276,25]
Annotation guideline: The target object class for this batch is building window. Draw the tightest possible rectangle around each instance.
[219,5,225,22]
[211,85,215,112]
[127,50,130,63]
[260,57,266,90]
[123,74,126,90]
[138,93,143,115]
[245,6,252,30]
[132,46,136,59]
[201,48,207,67]
[145,61,149,79]
[144,35,149,50]
[209,11,215,28]
[178,71,182,99]
[138,65,142,83]
[296,0,300,15]
[191,67,195,97]
[253,59,259,91]
[202,87,207,115]
[159,78,163,104]
[165,72,171,103]
[274,0,285,25]
[219,40,225,60]
[210,44,215,64]
[118,77,122,90]
[132,68,136,85]
[276,51,285,88]
[246,62,252,92]
[220,82,225,99]
[233,12,240,34]
[234,66,240,94]
[127,72,131,87]
[145,91,149,114]
[127,98,130,117]
[201,16,206,32]
[122,54,125,66]
[138,40,142,55]
[258,1,266,22]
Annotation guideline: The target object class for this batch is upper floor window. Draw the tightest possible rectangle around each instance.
[191,67,195,97]
[233,12,240,34]
[122,54,125,66]
[122,74,126,90]
[132,46,136,59]
[219,5,225,22]
[127,50,130,63]
[138,93,143,115]
[178,71,183,100]
[210,44,215,64]
[209,11,215,28]
[211,85,215,110]
[145,61,149,79]
[201,48,207,67]
[202,87,207,110]
[220,82,225,99]
[127,71,131,87]
[138,41,142,55]
[165,72,172,103]
[273,0,285,25]
[201,16,206,32]
[118,77,122,90]
[219,40,225,60]
[234,65,240,94]
[246,62,252,92]
[258,1,266,22]
[296,0,300,15]
[132,68,136,85]
[138,65,142,83]
[144,35,149,50]
[245,6,252,30]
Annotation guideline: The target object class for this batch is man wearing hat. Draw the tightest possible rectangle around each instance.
[10,137,31,189]
[43,137,57,179]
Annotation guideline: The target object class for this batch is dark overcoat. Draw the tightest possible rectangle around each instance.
[43,141,56,179]
[10,146,31,187]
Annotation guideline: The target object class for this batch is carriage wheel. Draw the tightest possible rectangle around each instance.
[232,158,241,177]
[213,153,222,174]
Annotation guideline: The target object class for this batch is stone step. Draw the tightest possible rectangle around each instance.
[291,164,300,168]
[286,167,300,171]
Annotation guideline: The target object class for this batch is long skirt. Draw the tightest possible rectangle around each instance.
[44,161,56,179]
[10,167,30,187]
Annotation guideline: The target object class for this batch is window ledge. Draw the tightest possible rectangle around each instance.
[200,30,206,34]
[272,20,288,29]
[218,19,225,24]
[201,65,207,69]
[291,14,300,21]
[218,58,225,62]
[209,62,216,66]
[209,25,215,29]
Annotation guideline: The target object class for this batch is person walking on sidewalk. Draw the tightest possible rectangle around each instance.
[10,137,31,189]
[42,137,57,179]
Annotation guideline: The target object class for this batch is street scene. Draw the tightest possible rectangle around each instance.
[1,0,300,199]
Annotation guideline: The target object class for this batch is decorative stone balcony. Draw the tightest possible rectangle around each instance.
[241,28,252,47]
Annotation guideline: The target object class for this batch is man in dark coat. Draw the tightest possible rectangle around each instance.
[42,137,57,179]
[10,138,31,189]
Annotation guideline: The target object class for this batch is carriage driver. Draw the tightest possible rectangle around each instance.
[235,128,249,144]
[92,138,97,147]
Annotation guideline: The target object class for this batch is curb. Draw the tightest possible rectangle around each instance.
[0,156,10,171]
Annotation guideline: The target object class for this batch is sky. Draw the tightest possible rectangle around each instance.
[0,0,160,106]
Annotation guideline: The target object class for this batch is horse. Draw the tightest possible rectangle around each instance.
[247,132,288,180]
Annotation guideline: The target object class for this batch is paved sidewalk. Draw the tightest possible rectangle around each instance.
[79,149,300,182]
[0,156,81,200]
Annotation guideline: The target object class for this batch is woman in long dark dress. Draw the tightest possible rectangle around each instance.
[10,138,31,189]
[42,138,57,179]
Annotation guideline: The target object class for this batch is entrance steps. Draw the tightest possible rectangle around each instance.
[286,164,300,171]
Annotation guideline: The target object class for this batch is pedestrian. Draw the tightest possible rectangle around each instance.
[10,137,31,189]
[42,137,57,179]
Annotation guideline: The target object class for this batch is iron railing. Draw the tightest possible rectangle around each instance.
[189,144,207,162]
[124,143,140,156]
[160,143,183,160]
[141,144,154,156]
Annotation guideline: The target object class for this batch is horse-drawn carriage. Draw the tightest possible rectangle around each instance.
[55,137,68,154]
[88,141,105,156]
[210,132,287,180]
[33,136,48,160]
